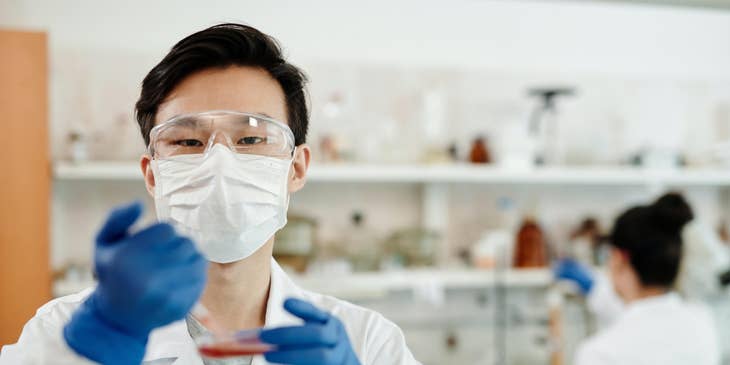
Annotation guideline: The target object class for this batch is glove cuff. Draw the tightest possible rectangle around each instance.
[64,296,149,365]
[578,276,595,294]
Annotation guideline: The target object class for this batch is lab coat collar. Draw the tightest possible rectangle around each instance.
[264,258,307,328]
[624,292,681,316]
[251,258,306,365]
[143,258,305,365]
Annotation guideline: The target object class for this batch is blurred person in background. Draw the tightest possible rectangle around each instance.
[556,193,722,364]
[0,23,418,365]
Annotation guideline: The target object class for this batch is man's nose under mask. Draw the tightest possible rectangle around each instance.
[151,144,292,263]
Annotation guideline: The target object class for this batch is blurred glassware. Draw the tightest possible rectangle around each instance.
[528,87,575,166]
[422,146,452,164]
[384,228,441,268]
[273,215,317,273]
[496,196,520,232]
[319,134,341,163]
[469,136,491,164]
[68,130,88,162]
[471,197,518,269]
[447,142,459,162]
[353,115,404,163]
[343,211,382,272]
[629,146,684,168]
[496,119,536,169]
[471,231,511,269]
[513,216,548,268]
[317,91,356,163]
[420,89,449,164]
[322,91,345,120]
[307,235,353,276]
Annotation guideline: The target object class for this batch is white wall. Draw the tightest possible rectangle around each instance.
[3,0,730,77]
[2,0,730,160]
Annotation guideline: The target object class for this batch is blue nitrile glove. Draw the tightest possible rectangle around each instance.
[63,201,208,365]
[554,258,594,295]
[260,298,361,365]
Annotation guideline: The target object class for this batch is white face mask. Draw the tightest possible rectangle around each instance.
[151,144,292,263]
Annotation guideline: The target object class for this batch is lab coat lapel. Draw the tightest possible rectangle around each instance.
[144,320,203,365]
[251,258,307,365]
[265,258,307,327]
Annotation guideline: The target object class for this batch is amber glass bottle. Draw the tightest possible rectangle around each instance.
[513,217,547,268]
[469,136,491,164]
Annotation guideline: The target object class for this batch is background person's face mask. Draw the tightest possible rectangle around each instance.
[148,111,296,263]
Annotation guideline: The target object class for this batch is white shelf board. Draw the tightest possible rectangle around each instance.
[54,161,730,187]
[53,268,551,298]
[291,268,551,299]
[307,164,730,186]
[54,161,143,180]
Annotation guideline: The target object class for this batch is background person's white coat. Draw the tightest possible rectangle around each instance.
[575,292,720,365]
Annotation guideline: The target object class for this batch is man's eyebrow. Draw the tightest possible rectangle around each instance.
[171,115,199,126]
[161,111,277,124]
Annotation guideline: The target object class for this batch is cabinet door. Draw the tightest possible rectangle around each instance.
[0,29,50,345]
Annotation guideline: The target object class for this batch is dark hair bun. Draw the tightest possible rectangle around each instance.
[650,192,694,234]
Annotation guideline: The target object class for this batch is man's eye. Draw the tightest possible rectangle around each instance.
[175,139,204,147]
[238,136,265,145]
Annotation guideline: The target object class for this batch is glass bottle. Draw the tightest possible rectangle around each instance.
[513,216,548,268]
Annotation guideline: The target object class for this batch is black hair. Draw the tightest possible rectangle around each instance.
[610,192,694,287]
[135,23,309,146]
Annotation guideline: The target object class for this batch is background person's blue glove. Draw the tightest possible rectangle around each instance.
[63,201,208,365]
[260,298,361,365]
[553,258,594,294]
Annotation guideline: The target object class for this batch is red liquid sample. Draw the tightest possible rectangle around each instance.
[198,342,272,358]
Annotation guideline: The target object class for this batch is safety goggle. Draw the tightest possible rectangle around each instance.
[148,110,296,160]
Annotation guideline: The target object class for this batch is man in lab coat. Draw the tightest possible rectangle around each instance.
[559,193,721,365]
[1,23,419,365]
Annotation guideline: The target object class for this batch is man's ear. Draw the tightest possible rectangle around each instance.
[140,154,155,197]
[288,144,311,193]
[609,248,629,271]
[616,248,631,268]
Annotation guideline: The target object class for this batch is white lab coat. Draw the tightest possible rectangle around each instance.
[574,292,720,365]
[585,273,624,331]
[1,259,420,365]
[677,220,730,300]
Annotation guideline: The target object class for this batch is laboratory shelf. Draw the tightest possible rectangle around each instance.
[291,268,551,299]
[306,164,730,186]
[54,161,143,180]
[52,268,551,298]
[53,160,730,186]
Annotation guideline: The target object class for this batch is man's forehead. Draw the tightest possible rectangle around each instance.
[154,66,287,125]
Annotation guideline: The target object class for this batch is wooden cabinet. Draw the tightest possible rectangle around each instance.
[0,29,50,345]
